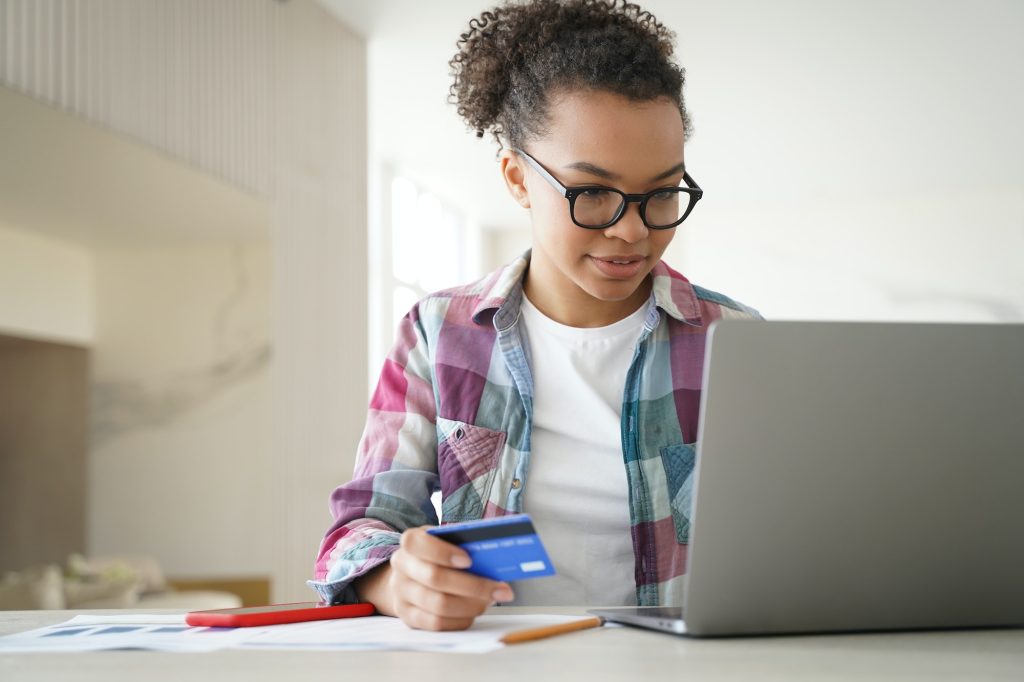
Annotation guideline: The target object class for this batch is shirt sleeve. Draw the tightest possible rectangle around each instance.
[307,304,440,604]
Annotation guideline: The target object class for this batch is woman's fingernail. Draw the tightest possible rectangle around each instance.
[452,555,472,568]
[493,588,514,602]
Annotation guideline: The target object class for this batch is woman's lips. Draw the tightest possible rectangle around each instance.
[588,255,647,279]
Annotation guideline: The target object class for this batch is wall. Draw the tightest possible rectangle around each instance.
[659,0,1024,322]
[270,0,367,603]
[0,224,91,574]
[485,227,532,275]
[665,190,1024,322]
[0,224,94,345]
[1,0,368,601]
[0,86,278,581]
[88,243,273,578]
[0,0,273,196]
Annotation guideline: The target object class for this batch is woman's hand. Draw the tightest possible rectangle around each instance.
[353,526,515,631]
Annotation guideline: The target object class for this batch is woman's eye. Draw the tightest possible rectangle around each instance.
[581,188,608,198]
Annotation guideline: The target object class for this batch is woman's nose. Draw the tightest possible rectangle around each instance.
[602,201,648,243]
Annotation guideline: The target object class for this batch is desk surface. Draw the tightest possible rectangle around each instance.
[2,607,1022,681]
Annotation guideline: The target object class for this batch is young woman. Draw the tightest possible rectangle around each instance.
[311,0,761,631]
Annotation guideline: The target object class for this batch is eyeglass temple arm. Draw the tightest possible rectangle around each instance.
[683,171,702,192]
[512,148,570,197]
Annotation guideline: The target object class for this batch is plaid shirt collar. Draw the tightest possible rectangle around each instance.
[471,249,704,329]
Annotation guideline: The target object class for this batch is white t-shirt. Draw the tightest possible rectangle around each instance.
[510,292,650,606]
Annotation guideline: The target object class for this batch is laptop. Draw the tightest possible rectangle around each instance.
[591,320,1024,637]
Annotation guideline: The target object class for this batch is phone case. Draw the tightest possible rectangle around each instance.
[185,601,376,627]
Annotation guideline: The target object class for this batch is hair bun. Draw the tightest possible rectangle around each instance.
[449,0,690,149]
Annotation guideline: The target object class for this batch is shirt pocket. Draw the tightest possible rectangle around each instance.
[436,418,508,522]
[660,442,698,544]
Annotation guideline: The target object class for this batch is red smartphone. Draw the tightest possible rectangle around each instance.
[185,601,375,627]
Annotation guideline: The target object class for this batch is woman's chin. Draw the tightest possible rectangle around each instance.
[577,273,647,303]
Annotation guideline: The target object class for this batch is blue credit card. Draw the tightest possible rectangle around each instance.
[427,514,556,582]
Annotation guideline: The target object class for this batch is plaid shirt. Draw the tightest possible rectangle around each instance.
[310,250,761,606]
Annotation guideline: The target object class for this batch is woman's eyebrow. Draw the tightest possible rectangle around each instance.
[563,160,687,183]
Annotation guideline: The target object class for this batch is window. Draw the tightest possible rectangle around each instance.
[369,170,480,391]
[389,176,466,331]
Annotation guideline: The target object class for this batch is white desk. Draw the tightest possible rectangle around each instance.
[2,607,1022,681]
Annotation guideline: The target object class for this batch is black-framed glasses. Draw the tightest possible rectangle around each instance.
[513,147,703,230]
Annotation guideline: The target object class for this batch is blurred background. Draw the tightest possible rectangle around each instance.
[0,0,1021,608]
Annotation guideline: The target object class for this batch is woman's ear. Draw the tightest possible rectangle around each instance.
[499,150,531,208]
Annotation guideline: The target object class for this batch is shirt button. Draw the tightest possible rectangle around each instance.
[511,478,521,490]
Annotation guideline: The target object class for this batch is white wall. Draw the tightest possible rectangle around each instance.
[0,223,94,345]
[0,223,277,580]
[88,243,272,578]
[661,0,1024,322]
[2,0,369,601]
[667,189,1024,322]
[485,227,532,274]
[0,0,274,196]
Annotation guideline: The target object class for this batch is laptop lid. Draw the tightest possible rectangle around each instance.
[679,320,1024,637]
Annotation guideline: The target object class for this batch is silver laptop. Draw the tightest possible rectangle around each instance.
[592,320,1024,637]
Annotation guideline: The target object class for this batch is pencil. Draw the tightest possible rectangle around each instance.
[500,616,604,645]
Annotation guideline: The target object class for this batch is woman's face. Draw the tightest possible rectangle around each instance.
[500,89,687,327]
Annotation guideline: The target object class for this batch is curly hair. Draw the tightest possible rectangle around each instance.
[449,0,691,150]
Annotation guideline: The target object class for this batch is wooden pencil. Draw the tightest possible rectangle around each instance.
[500,616,604,645]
